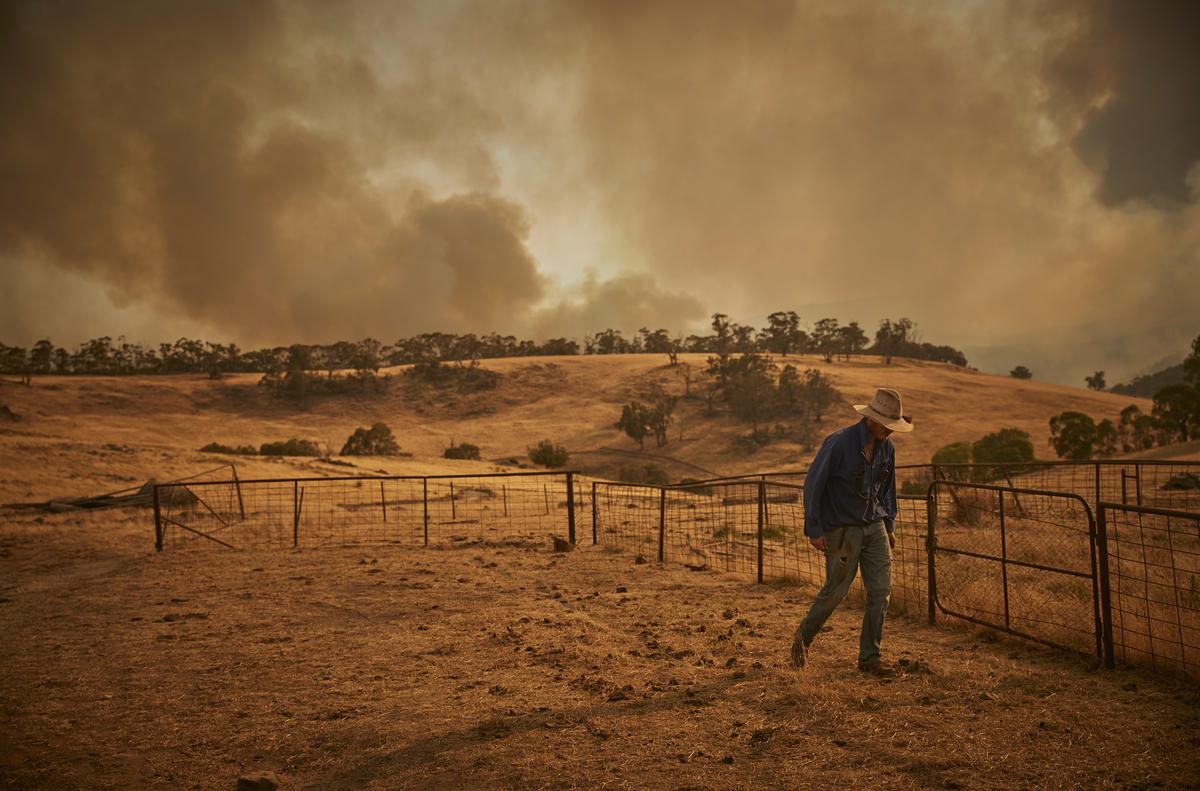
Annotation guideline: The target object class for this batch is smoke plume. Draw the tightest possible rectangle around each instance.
[1,0,1196,384]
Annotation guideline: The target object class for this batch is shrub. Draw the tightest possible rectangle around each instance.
[931,441,972,481]
[675,478,713,496]
[528,439,569,468]
[618,464,670,486]
[199,442,257,455]
[971,427,1035,481]
[259,438,321,456]
[733,428,771,453]
[443,443,481,460]
[407,359,501,392]
[341,422,400,456]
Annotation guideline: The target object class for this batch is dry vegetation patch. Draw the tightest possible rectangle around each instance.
[1,511,1198,790]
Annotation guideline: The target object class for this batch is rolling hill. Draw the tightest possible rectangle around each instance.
[2,352,1183,505]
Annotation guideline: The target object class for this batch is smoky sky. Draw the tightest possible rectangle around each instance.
[1,0,1197,385]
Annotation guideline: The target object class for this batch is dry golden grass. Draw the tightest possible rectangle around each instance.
[0,353,1163,494]
[1,357,1198,789]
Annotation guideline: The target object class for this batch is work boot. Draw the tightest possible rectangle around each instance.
[857,660,898,679]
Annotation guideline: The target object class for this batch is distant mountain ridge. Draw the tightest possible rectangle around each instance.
[1110,363,1186,397]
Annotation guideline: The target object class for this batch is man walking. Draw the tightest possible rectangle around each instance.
[791,387,913,677]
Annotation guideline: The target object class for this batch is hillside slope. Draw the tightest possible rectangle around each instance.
[0,353,1167,500]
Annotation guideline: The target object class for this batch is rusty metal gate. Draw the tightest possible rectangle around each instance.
[928,481,1102,660]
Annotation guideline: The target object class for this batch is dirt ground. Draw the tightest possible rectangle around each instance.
[2,506,1198,791]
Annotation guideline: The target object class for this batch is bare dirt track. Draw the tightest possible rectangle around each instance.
[2,509,1198,791]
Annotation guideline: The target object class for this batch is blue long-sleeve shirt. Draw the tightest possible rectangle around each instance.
[803,419,898,538]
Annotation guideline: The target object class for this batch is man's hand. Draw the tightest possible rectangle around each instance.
[809,535,827,552]
[888,532,896,550]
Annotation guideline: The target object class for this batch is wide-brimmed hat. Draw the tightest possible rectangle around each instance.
[854,388,913,432]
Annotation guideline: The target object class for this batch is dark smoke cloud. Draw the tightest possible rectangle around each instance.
[0,0,1196,386]
[1051,0,1200,207]
[0,0,556,345]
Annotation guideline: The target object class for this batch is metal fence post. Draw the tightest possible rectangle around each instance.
[999,490,1009,630]
[380,479,387,523]
[566,472,576,545]
[232,465,245,521]
[292,481,301,548]
[1095,505,1115,669]
[591,481,598,544]
[423,477,429,546]
[927,483,938,625]
[756,480,765,584]
[153,484,163,551]
[658,487,666,563]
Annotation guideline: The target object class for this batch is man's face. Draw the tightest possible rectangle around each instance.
[866,418,893,441]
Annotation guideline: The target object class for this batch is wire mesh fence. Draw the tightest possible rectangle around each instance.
[155,471,581,551]
[928,481,1100,657]
[897,461,1200,513]
[1098,503,1200,680]
[591,479,928,616]
[154,460,1200,680]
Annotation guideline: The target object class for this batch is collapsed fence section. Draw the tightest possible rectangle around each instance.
[155,471,580,551]
[1098,503,1200,679]
[591,479,928,616]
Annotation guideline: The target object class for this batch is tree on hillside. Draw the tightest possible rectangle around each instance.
[539,337,580,356]
[29,339,55,374]
[837,322,869,361]
[873,318,914,364]
[777,365,839,423]
[615,401,653,450]
[638,328,674,355]
[1010,365,1033,379]
[645,384,677,448]
[730,322,757,353]
[1118,404,1158,452]
[811,318,841,363]
[341,422,401,456]
[1152,383,1200,443]
[1049,411,1116,459]
[1085,370,1106,391]
[0,344,30,384]
[707,313,734,383]
[762,311,803,356]
[1185,334,1200,385]
[724,352,778,432]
